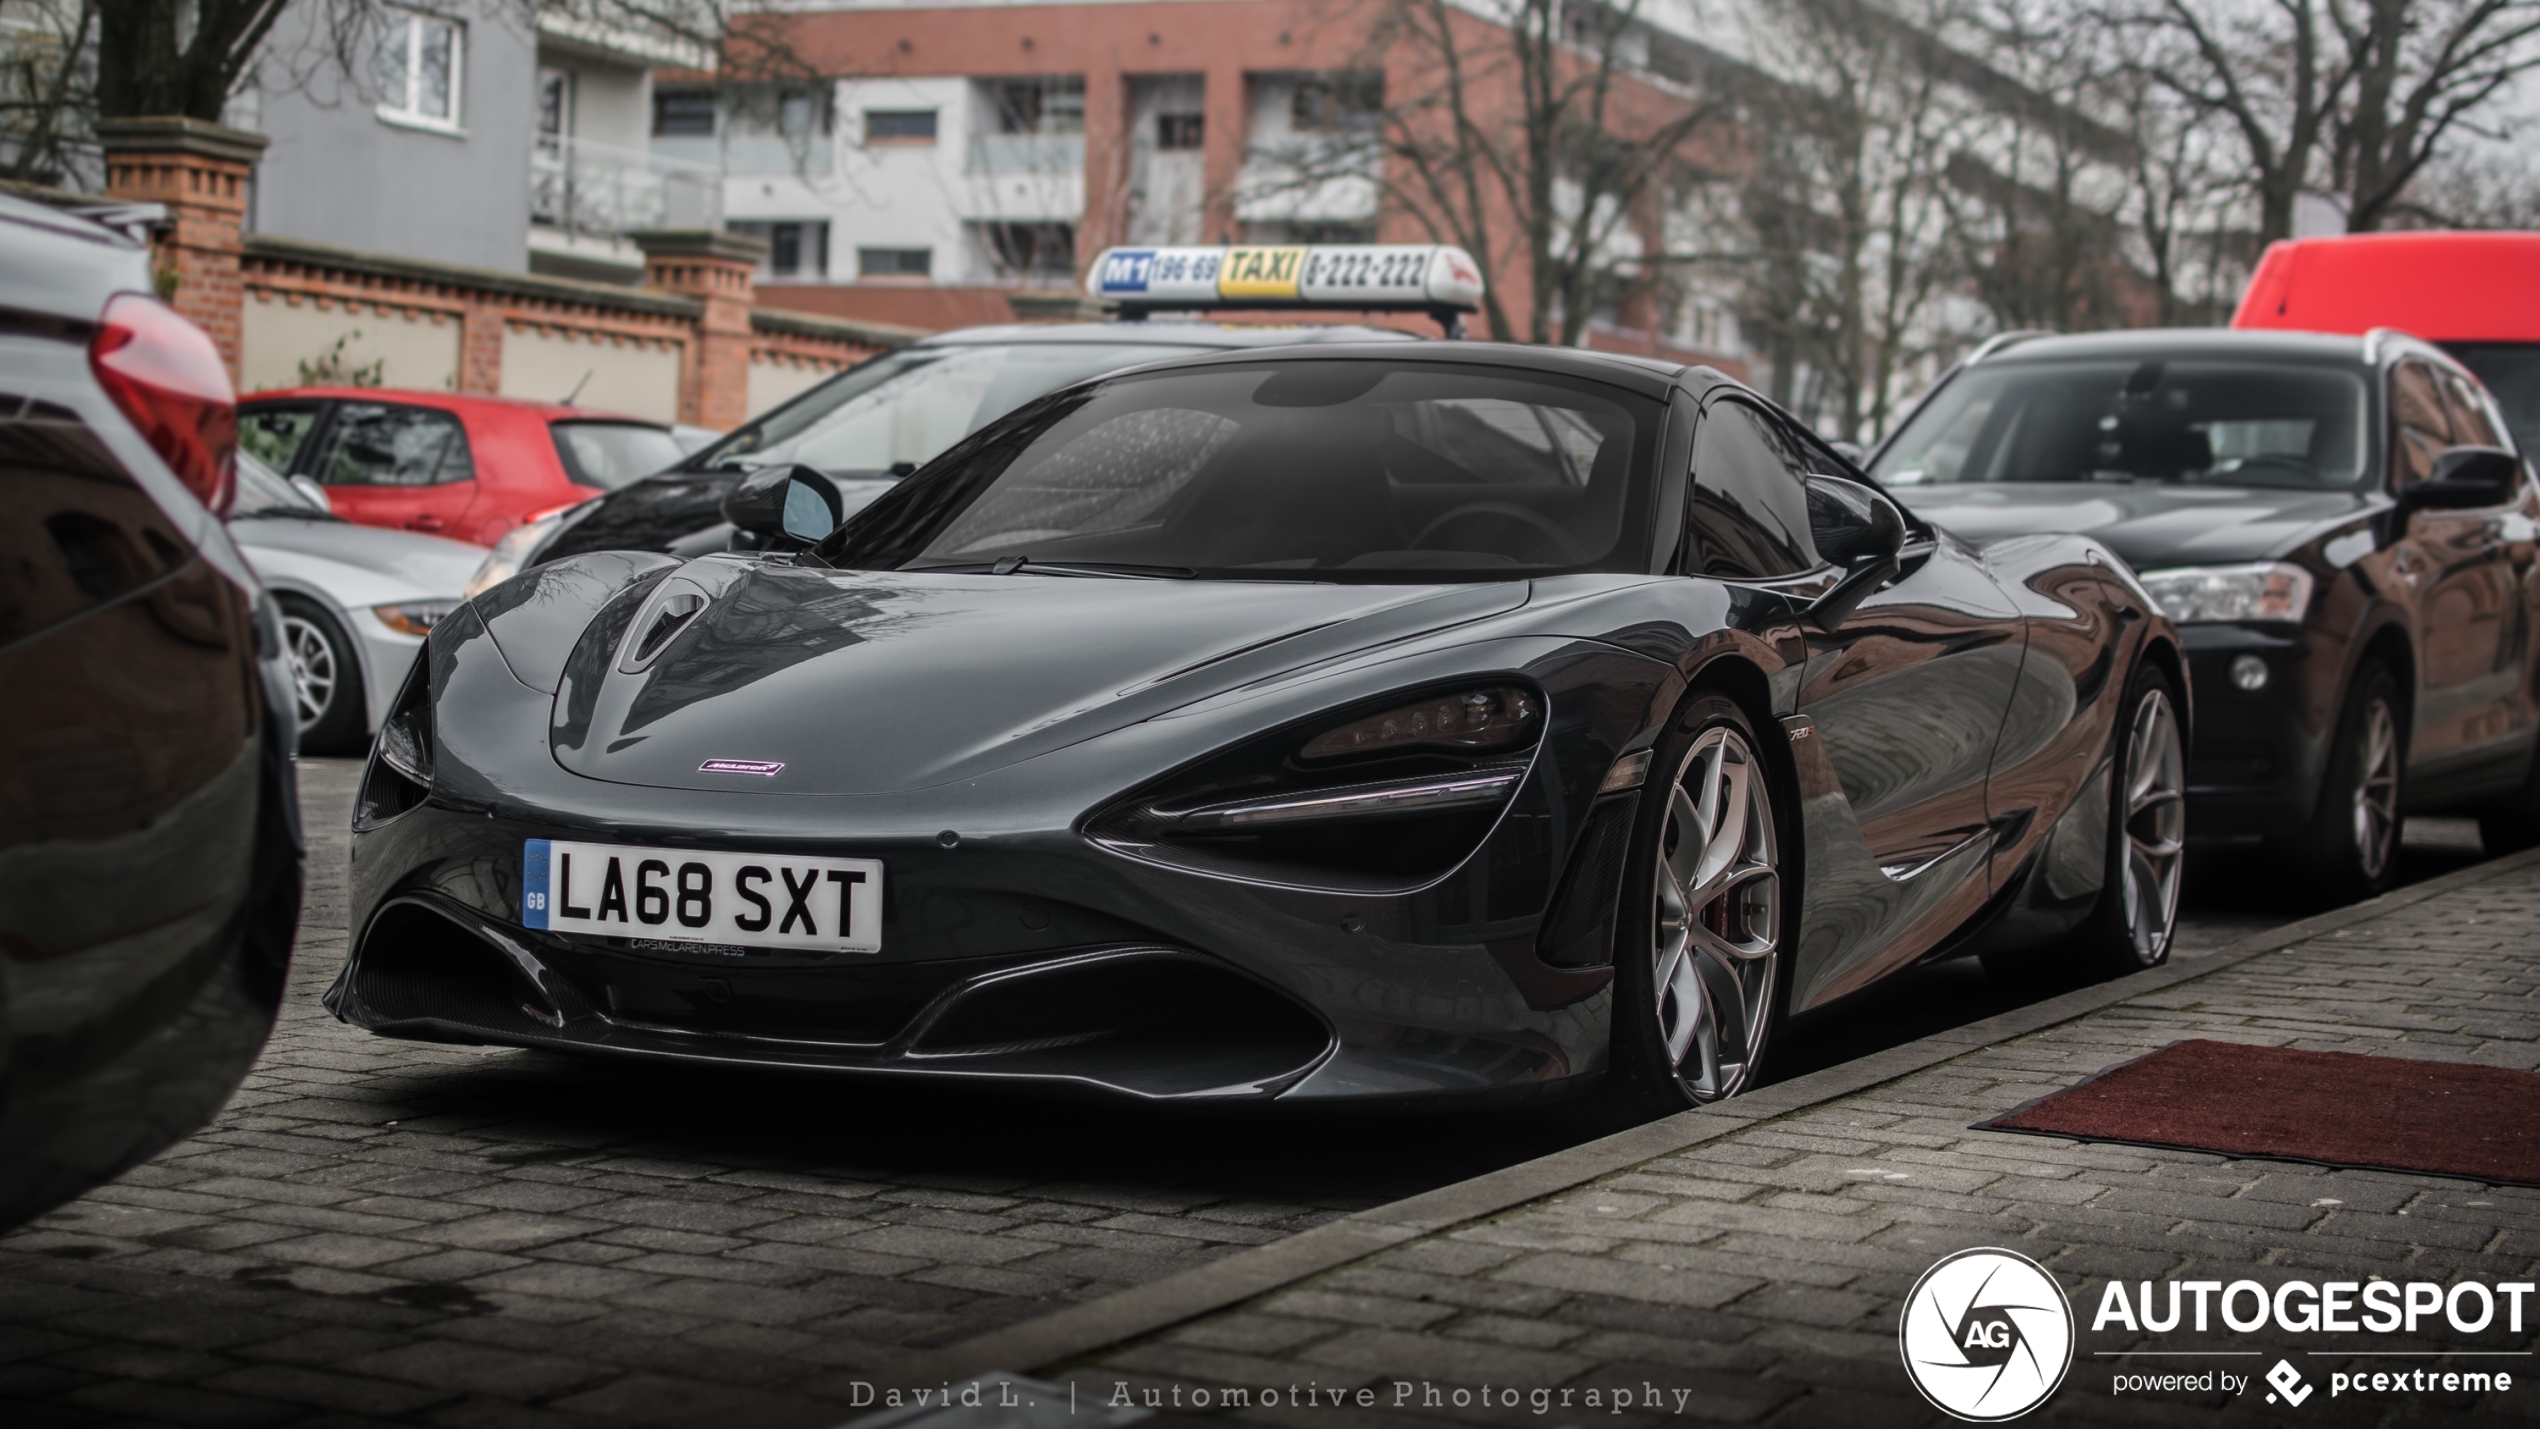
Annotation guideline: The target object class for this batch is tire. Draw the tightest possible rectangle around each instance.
[278,596,368,756]
[2295,662,2405,899]
[1607,690,1794,1115]
[2069,664,2187,976]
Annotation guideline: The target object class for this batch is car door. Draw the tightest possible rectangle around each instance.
[2389,358,2522,789]
[238,400,329,478]
[1688,400,2025,1009]
[311,401,480,537]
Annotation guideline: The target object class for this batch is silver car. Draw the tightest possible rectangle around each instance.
[227,452,484,754]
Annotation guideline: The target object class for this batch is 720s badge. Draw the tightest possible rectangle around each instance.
[522,839,883,953]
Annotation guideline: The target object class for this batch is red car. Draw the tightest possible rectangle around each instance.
[237,388,687,546]
[2233,231,2540,456]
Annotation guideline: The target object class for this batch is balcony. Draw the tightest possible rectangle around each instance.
[530,135,721,242]
[967,133,1085,176]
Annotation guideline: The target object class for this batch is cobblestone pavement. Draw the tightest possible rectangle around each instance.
[1078,851,2540,1426]
[0,760,2502,1427]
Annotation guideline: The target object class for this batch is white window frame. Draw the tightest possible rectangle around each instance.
[376,8,465,134]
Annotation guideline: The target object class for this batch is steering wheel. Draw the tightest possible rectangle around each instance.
[1411,502,1589,566]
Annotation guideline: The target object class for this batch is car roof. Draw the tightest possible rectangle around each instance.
[914,320,1422,348]
[2235,232,2540,343]
[245,387,663,425]
[1084,339,1705,401]
[1976,327,2378,367]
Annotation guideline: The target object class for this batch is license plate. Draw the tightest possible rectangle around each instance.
[522,839,883,954]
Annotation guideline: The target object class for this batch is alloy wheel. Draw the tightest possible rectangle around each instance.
[1651,725,1781,1103]
[2352,695,2400,880]
[283,614,338,729]
[2119,688,2186,962]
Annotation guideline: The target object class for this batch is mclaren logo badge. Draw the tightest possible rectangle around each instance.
[699,759,785,776]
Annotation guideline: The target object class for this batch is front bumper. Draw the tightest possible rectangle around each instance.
[2180,622,2324,839]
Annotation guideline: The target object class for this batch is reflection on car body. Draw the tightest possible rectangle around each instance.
[331,344,2181,1113]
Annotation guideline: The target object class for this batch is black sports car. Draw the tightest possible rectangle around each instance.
[330,345,2182,1109]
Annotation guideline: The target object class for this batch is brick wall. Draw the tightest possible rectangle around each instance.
[100,121,914,426]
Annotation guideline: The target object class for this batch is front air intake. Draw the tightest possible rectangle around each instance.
[351,903,563,1038]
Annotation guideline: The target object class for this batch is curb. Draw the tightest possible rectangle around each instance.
[904,845,2540,1384]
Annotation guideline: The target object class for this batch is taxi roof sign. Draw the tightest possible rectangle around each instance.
[1087,244,1485,335]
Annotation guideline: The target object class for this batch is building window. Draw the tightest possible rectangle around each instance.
[1290,72,1382,132]
[993,77,1084,135]
[859,248,933,279]
[865,110,938,144]
[777,88,831,138]
[976,221,1075,282]
[1156,112,1204,150]
[653,88,716,137]
[376,9,463,130]
[728,221,828,280]
[536,68,572,148]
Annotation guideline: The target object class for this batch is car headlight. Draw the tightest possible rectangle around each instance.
[463,507,574,600]
[1087,683,1546,892]
[357,653,434,826]
[372,599,457,637]
[2137,562,2315,623]
[1298,687,1539,761]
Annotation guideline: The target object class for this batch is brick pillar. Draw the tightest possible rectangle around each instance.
[633,228,766,431]
[1200,65,1247,245]
[97,117,268,384]
[458,295,504,395]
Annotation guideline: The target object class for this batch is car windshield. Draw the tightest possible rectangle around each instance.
[230,450,333,518]
[694,342,1213,478]
[1874,359,2372,491]
[2445,343,2540,459]
[551,422,684,490]
[825,359,1657,582]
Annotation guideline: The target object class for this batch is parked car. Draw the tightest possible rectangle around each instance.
[0,191,301,1230]
[238,387,685,547]
[2233,231,2540,456]
[1873,327,2537,889]
[228,451,483,755]
[331,343,2177,1112]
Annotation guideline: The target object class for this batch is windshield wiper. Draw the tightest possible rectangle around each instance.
[909,557,1196,580]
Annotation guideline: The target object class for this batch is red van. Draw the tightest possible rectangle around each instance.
[238,389,686,547]
[2233,231,2540,455]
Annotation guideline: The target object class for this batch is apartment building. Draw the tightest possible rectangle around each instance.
[664,0,1504,333]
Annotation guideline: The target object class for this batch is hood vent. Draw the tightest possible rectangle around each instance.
[618,580,710,674]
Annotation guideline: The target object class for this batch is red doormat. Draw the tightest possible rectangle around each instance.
[1983,1039,2540,1187]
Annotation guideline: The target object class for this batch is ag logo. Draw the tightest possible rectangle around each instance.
[1900,1248,2074,1421]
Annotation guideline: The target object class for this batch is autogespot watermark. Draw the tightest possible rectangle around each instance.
[1899,1247,2077,1421]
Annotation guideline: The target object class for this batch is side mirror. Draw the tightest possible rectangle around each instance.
[2404,446,2522,511]
[287,475,332,513]
[1805,474,1907,631]
[720,464,844,546]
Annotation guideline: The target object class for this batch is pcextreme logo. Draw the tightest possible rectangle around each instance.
[1901,1248,2077,1421]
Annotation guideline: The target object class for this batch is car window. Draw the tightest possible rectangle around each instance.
[320,404,475,487]
[1688,400,1814,579]
[1874,359,2371,491]
[830,359,1658,581]
[551,422,683,490]
[697,343,1214,477]
[240,403,323,473]
[2390,360,2453,488]
[2437,369,2508,450]
[2444,343,2540,458]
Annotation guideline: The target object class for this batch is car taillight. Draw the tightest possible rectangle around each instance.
[88,293,237,516]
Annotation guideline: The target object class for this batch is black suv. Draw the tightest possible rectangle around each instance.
[1873,328,2535,896]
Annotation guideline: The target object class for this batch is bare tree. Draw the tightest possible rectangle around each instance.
[2139,0,2540,242]
[1713,0,1973,440]
[0,0,99,183]
[1271,0,1729,345]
